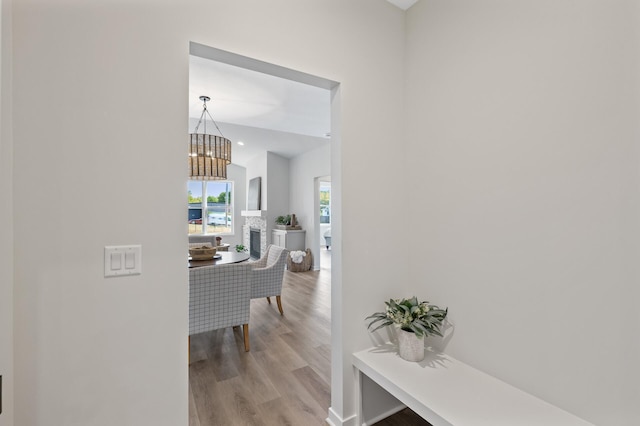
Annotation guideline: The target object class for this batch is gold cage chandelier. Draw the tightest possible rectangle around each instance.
[188,95,232,180]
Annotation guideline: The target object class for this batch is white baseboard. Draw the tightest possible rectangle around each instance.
[326,407,357,426]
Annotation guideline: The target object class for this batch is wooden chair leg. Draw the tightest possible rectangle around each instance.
[243,324,250,352]
[276,295,283,315]
[266,296,271,304]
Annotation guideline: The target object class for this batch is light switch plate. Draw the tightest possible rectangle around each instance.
[104,245,142,277]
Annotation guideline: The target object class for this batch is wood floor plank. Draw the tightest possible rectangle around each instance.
[188,383,201,426]
[279,332,331,385]
[233,349,281,405]
[189,360,237,425]
[200,329,242,382]
[257,396,326,426]
[252,349,328,423]
[292,365,331,410]
[214,376,264,426]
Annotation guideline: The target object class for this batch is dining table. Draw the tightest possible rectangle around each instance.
[188,251,250,268]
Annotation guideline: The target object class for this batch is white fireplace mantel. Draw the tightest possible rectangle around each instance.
[241,210,267,217]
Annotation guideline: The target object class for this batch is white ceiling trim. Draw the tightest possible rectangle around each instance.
[190,42,338,90]
[386,0,418,11]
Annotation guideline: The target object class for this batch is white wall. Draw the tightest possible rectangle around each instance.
[289,145,331,269]
[405,1,640,425]
[225,163,246,248]
[0,0,13,424]
[10,1,406,425]
[266,152,290,245]
[13,2,190,424]
[246,151,267,210]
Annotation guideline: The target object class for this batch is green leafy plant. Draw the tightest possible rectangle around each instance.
[235,244,247,253]
[275,215,291,225]
[366,296,448,338]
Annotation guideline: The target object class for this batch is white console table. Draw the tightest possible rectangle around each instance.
[353,344,594,426]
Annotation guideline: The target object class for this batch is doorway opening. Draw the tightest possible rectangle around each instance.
[187,42,341,425]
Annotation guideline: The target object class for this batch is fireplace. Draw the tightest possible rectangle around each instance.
[242,210,267,260]
[250,228,261,259]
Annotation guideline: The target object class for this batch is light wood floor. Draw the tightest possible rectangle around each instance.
[188,249,429,425]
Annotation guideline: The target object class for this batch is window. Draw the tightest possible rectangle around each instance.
[188,180,233,235]
[320,182,331,224]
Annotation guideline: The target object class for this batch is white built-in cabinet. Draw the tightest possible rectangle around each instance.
[271,229,306,251]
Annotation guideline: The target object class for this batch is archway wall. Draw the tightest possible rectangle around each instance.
[11,1,409,424]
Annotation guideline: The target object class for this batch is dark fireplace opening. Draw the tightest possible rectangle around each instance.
[250,228,261,260]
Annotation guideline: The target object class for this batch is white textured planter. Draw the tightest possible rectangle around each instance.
[397,328,425,362]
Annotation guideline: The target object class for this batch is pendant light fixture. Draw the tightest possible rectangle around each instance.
[188,96,232,180]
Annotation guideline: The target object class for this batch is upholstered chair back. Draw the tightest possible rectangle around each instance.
[189,262,251,335]
[250,244,289,299]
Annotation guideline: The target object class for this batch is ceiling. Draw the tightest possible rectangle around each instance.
[189,55,331,167]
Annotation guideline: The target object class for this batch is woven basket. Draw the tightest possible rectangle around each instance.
[189,245,217,260]
[287,249,312,272]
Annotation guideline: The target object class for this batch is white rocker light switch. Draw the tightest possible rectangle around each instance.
[104,245,142,277]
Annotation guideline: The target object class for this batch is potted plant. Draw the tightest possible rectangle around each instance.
[366,297,448,362]
[275,214,301,230]
[275,215,291,229]
[235,244,247,253]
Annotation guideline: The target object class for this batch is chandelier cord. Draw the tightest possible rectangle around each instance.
[192,98,227,139]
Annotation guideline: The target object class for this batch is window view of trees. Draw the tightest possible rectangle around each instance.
[188,191,231,204]
[188,181,233,235]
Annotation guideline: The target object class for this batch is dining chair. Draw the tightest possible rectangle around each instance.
[250,244,289,315]
[188,262,252,363]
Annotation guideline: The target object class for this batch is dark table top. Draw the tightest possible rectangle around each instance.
[188,251,250,268]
